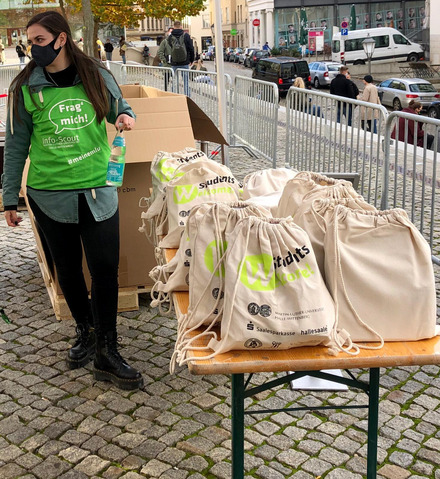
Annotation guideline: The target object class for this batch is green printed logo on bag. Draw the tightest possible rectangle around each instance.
[157,158,186,183]
[204,240,228,277]
[240,248,315,291]
[173,184,198,204]
[239,254,280,292]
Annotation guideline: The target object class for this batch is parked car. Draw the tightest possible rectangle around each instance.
[427,101,440,119]
[308,61,344,89]
[247,49,270,68]
[252,57,311,95]
[230,47,243,63]
[377,78,440,110]
[238,48,252,65]
[224,47,234,61]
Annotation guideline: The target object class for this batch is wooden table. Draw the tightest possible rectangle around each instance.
[165,249,440,478]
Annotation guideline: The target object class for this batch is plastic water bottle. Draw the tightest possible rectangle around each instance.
[106,130,126,187]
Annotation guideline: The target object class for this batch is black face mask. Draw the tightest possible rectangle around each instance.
[31,36,62,68]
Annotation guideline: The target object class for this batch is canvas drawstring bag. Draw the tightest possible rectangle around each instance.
[324,205,439,344]
[151,147,208,200]
[171,216,351,372]
[277,171,359,219]
[293,196,376,278]
[242,168,298,199]
[149,202,218,316]
[140,148,208,245]
[245,191,284,217]
[160,161,241,248]
[164,202,271,352]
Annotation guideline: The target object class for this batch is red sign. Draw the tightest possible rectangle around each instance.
[252,19,260,26]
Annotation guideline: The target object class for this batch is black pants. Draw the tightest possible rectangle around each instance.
[28,194,119,332]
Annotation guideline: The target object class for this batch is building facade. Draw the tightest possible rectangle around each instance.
[247,0,433,58]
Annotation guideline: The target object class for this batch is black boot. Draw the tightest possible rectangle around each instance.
[67,323,96,369]
[93,331,144,391]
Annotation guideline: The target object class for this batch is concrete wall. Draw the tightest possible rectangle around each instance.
[431,0,440,64]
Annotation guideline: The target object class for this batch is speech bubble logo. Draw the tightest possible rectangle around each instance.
[49,98,96,134]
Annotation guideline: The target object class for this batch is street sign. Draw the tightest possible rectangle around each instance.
[252,19,260,26]
[341,21,348,29]
[341,28,349,36]
[231,29,237,36]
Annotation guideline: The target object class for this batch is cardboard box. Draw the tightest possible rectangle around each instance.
[24,86,227,315]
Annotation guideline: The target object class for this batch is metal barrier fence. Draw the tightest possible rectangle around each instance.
[106,61,174,92]
[232,75,279,167]
[286,87,389,208]
[0,63,22,94]
[383,111,440,262]
[174,68,232,141]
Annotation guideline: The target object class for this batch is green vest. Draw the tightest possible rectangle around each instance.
[22,83,111,190]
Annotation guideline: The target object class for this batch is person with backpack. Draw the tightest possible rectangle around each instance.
[168,20,194,95]
[16,39,26,64]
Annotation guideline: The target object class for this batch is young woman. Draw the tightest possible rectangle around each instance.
[2,11,143,391]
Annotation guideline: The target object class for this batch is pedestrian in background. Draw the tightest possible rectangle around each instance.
[391,100,434,150]
[262,41,271,53]
[26,39,32,59]
[104,38,113,61]
[16,39,26,64]
[76,37,84,51]
[119,35,127,64]
[2,11,143,391]
[157,27,173,67]
[360,74,381,133]
[330,65,356,125]
[191,59,207,71]
[96,38,105,61]
[168,20,194,95]
[0,39,5,64]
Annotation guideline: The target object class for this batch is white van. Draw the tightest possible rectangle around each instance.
[332,27,424,65]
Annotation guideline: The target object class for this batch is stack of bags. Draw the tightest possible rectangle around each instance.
[142,158,438,373]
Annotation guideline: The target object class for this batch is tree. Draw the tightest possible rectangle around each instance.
[24,0,205,56]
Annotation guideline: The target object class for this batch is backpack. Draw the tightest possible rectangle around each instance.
[168,34,187,63]
[16,44,24,55]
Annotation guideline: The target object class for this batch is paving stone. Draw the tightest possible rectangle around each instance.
[59,446,90,464]
[132,439,166,459]
[15,451,43,469]
[253,420,280,436]
[1,444,24,461]
[102,466,125,479]
[254,444,279,461]
[378,464,411,479]
[140,459,171,477]
[33,456,70,479]
[318,447,350,466]
[301,457,332,476]
[277,449,308,468]
[209,461,232,479]
[325,470,363,478]
[0,463,26,479]
[75,455,111,475]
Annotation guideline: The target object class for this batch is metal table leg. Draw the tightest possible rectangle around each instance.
[367,367,380,478]
[231,374,245,479]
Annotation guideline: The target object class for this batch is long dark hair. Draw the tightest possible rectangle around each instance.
[11,11,110,123]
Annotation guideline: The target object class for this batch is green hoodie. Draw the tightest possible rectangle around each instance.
[2,65,134,213]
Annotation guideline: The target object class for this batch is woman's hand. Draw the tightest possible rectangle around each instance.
[115,114,135,131]
[4,210,23,227]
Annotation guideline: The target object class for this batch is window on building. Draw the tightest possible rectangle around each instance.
[202,14,210,29]
[226,7,229,23]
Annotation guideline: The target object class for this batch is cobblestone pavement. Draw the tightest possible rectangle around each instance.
[2,57,440,477]
[2,143,440,479]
